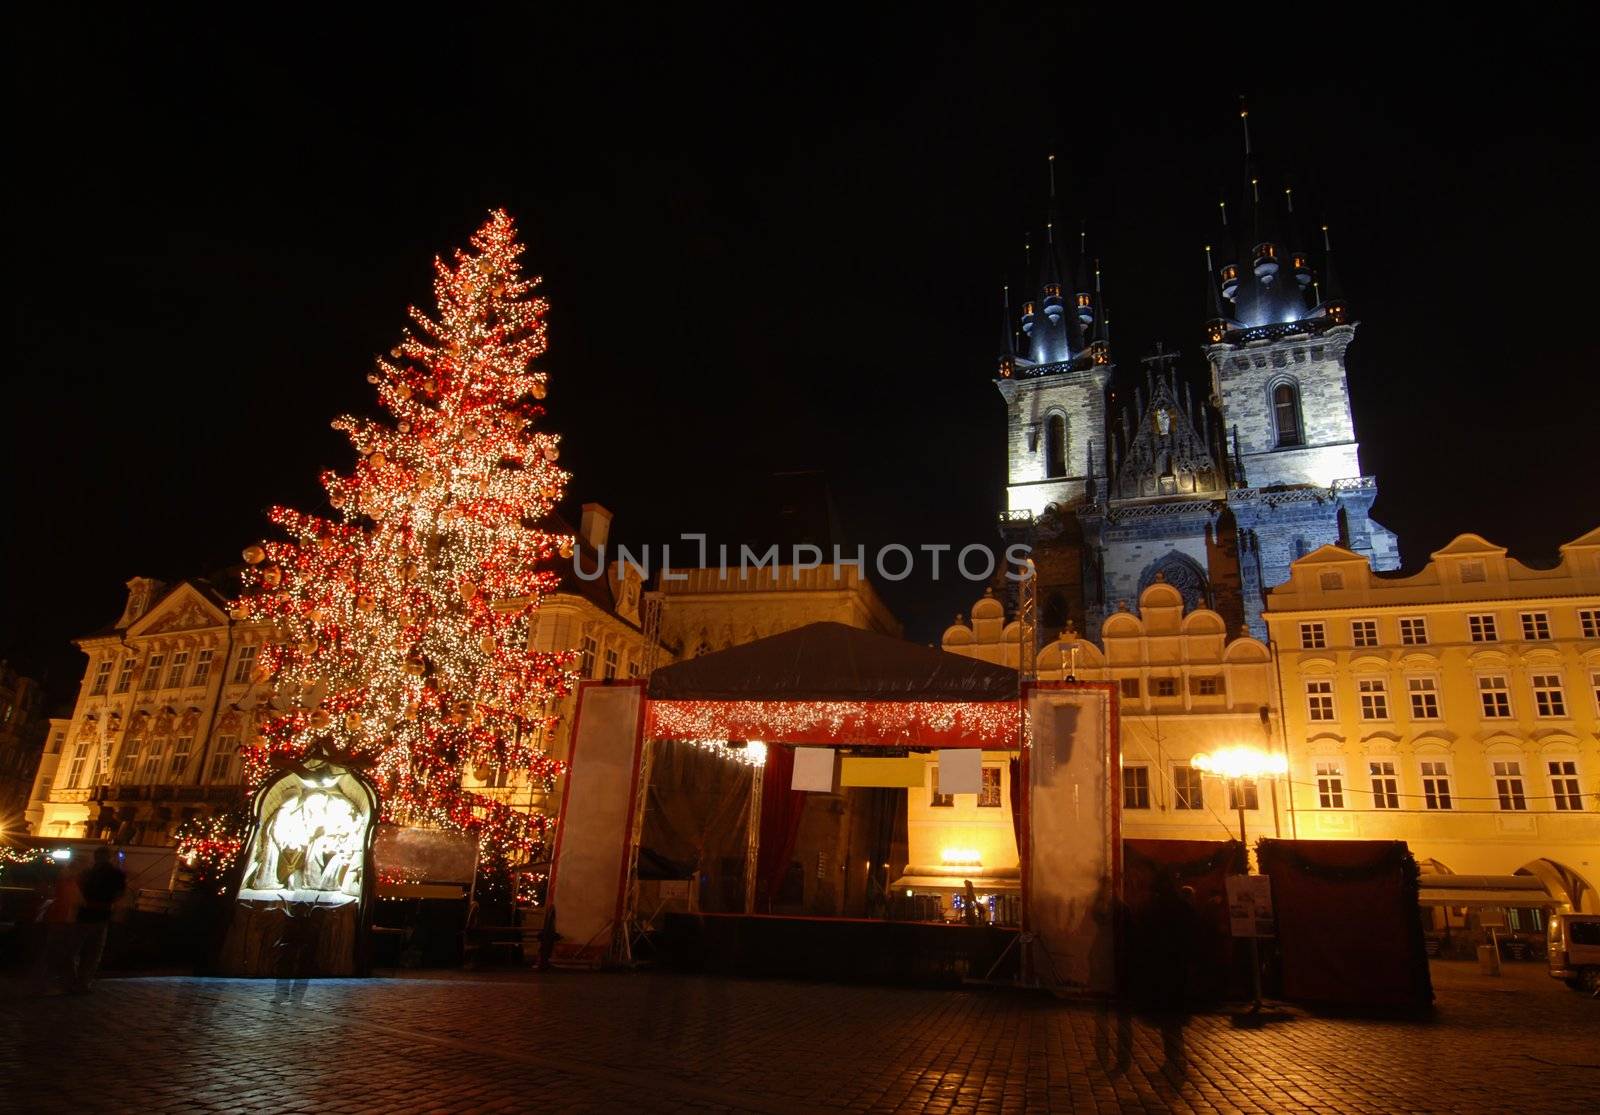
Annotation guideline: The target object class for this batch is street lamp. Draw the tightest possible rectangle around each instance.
[1192,745,1288,1011]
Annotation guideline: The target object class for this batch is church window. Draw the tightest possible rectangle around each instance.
[1548,760,1583,811]
[1420,761,1452,810]
[230,644,258,685]
[1369,761,1400,809]
[1271,383,1303,447]
[1044,414,1067,479]
[1579,609,1600,639]
[1492,760,1527,811]
[1119,677,1141,700]
[141,653,165,691]
[1172,765,1203,810]
[1407,676,1440,719]
[1123,765,1151,809]
[1299,622,1326,650]
[1399,617,1428,646]
[1351,619,1378,648]
[90,660,113,696]
[1357,677,1389,720]
[1316,762,1345,808]
[1478,675,1513,718]
[114,657,136,694]
[1468,614,1498,642]
[1305,679,1335,721]
[1520,611,1551,640]
[1531,673,1567,718]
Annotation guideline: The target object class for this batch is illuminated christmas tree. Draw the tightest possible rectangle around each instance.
[236,209,575,860]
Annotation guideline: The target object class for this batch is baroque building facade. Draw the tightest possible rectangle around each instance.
[995,153,1398,644]
[1,662,48,834]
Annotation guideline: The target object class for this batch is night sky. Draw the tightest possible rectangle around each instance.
[9,8,1595,705]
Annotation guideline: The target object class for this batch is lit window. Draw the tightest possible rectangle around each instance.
[1548,761,1584,811]
[1306,679,1335,721]
[1351,619,1378,648]
[1369,760,1399,809]
[230,645,258,685]
[1229,780,1259,811]
[1358,678,1389,720]
[141,653,165,691]
[1467,614,1498,643]
[1123,765,1151,809]
[170,736,193,779]
[603,647,619,680]
[1492,760,1527,811]
[1192,676,1220,696]
[1399,617,1428,646]
[1520,612,1551,641]
[191,649,214,687]
[1316,761,1344,808]
[1420,761,1452,810]
[89,660,114,696]
[579,635,597,677]
[67,742,91,788]
[1172,765,1203,810]
[1152,677,1177,697]
[979,767,1002,808]
[1272,383,1302,447]
[1119,677,1140,699]
[1478,675,1512,718]
[1300,622,1327,650]
[166,651,190,689]
[1531,673,1567,718]
[1407,676,1440,720]
[1581,609,1600,640]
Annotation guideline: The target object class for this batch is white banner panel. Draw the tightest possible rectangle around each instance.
[791,746,835,792]
[937,748,982,795]
[1025,684,1117,993]
[548,684,645,962]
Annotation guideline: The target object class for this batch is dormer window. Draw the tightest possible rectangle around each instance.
[1272,383,1303,447]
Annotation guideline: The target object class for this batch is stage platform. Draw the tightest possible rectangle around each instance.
[653,912,1020,986]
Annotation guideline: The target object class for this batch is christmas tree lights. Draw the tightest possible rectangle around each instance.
[236,210,575,860]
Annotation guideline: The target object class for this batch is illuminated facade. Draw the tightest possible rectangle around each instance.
[1265,529,1600,911]
[995,149,1398,644]
[1,663,48,835]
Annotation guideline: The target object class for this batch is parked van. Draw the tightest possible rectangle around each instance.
[1546,912,1600,994]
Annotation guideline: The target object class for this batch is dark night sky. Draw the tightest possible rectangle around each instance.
[9,7,1596,704]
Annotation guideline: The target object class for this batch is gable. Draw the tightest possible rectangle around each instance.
[126,581,231,638]
[1111,372,1224,502]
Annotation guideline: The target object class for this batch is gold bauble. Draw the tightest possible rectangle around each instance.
[559,538,575,559]
[261,566,282,588]
[345,712,362,731]
[542,445,560,462]
[473,762,492,783]
[242,544,266,565]
[369,451,387,468]
[404,653,427,677]
[390,346,402,358]
[397,384,413,400]
[480,633,496,654]
[310,708,331,729]
[460,580,478,601]
[531,382,547,400]
[356,594,375,612]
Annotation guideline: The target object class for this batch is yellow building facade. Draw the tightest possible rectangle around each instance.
[1264,528,1600,911]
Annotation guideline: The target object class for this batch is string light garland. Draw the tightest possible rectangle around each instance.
[234,210,576,860]
[647,700,1019,748]
[175,810,250,894]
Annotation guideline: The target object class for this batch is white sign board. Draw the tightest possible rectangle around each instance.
[937,748,982,795]
[1226,874,1276,938]
[791,746,836,792]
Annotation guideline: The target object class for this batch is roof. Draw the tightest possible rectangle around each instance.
[646,621,1019,703]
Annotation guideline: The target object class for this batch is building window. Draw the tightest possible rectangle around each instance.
[89,660,114,696]
[1369,761,1400,809]
[930,768,953,808]
[579,635,597,677]
[1192,676,1220,696]
[1351,619,1378,648]
[1172,765,1203,810]
[142,740,165,783]
[1300,622,1327,650]
[1581,609,1600,639]
[1520,611,1552,641]
[230,645,258,685]
[1305,679,1335,721]
[141,653,165,691]
[1152,677,1177,697]
[1399,617,1428,646]
[1467,613,1498,643]
[48,729,66,755]
[1531,673,1567,718]
[628,656,641,678]
[1123,765,1151,809]
[1492,760,1527,811]
[1407,676,1440,720]
[166,650,190,689]
[1358,678,1389,720]
[118,740,141,779]
[113,657,136,694]
[209,735,240,783]
[1592,671,1600,714]
[1420,761,1453,810]
[170,736,193,779]
[1477,675,1512,718]
[191,649,214,687]
[68,742,91,788]
[1119,677,1140,699]
[978,766,1002,807]
[603,647,619,680]
[1228,780,1260,811]
[1316,761,1345,808]
[1271,382,1303,447]
[1548,760,1583,811]
[1044,413,1067,479]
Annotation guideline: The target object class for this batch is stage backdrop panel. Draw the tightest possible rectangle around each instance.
[791,746,836,792]
[1025,683,1118,993]
[549,683,646,961]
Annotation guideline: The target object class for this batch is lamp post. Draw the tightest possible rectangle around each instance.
[1192,745,1289,1012]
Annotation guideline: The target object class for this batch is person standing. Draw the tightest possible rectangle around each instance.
[71,846,127,992]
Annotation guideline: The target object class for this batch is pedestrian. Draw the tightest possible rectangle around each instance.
[70,846,127,992]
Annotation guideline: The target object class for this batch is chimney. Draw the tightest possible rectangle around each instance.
[579,503,612,551]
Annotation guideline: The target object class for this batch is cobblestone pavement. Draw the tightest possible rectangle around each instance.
[3,960,1596,1113]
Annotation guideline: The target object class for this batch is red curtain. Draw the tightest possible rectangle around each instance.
[755,745,806,908]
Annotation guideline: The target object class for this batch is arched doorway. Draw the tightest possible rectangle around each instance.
[1517,858,1598,914]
